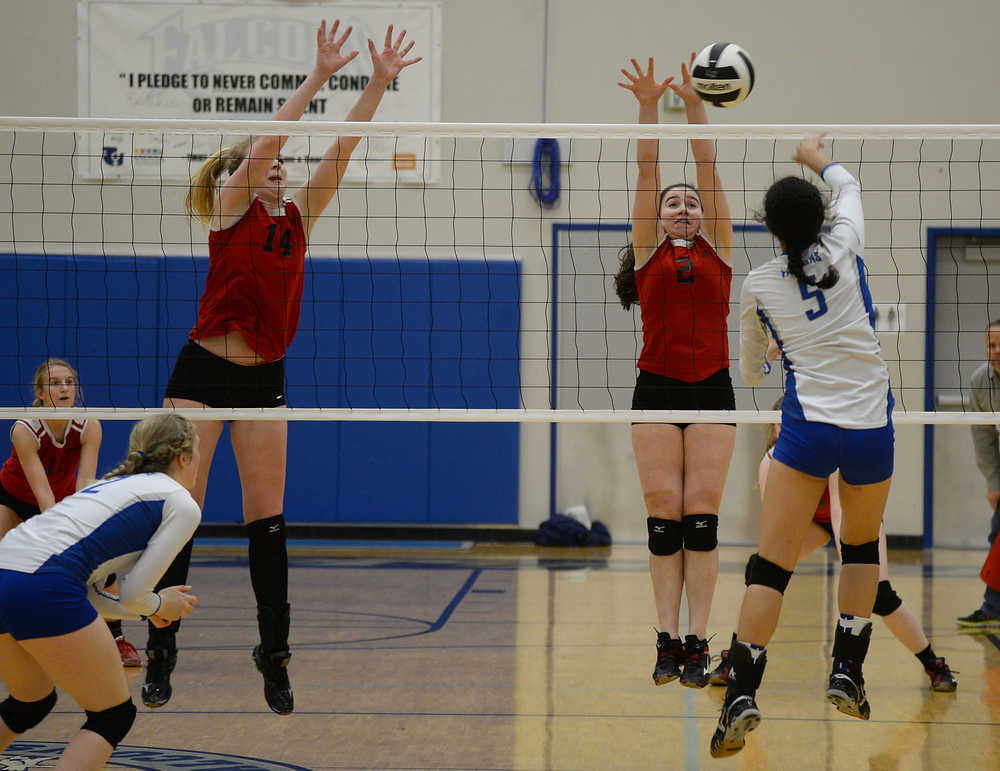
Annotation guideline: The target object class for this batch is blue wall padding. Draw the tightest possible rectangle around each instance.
[0,253,520,524]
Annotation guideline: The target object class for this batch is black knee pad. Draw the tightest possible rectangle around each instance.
[682,514,719,551]
[744,553,758,586]
[647,517,683,556]
[82,698,137,748]
[0,690,56,734]
[872,579,903,616]
[840,539,879,565]
[747,554,793,594]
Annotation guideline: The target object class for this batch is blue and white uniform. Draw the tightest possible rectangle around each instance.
[739,163,894,483]
[0,472,200,640]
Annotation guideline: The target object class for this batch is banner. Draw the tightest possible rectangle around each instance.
[77,0,441,182]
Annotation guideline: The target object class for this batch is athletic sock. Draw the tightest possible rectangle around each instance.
[247,515,289,610]
[915,644,937,669]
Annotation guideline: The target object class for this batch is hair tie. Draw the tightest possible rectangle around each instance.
[136,450,147,461]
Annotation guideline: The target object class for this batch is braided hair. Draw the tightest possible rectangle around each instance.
[763,176,838,290]
[103,414,197,479]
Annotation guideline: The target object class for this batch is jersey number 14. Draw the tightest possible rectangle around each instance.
[263,225,293,258]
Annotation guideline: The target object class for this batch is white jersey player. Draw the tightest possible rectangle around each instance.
[0,471,200,622]
[711,135,895,759]
[739,161,892,429]
[0,414,200,771]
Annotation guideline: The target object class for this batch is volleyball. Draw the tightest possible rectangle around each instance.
[691,43,755,107]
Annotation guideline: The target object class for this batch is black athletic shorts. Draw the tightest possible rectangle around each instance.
[0,481,41,522]
[631,367,736,429]
[816,519,834,539]
[165,340,286,408]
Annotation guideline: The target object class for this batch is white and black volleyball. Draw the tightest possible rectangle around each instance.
[691,43,755,107]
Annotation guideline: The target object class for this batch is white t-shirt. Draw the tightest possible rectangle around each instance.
[0,472,200,619]
[739,163,892,429]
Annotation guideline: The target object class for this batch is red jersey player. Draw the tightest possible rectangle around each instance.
[0,359,140,666]
[614,52,736,690]
[144,19,422,717]
[0,360,100,527]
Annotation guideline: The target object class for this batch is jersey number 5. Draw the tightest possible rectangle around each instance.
[263,224,293,258]
[798,283,828,320]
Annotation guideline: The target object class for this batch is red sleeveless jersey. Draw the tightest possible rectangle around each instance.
[0,418,87,506]
[191,197,307,360]
[813,486,832,524]
[634,234,732,382]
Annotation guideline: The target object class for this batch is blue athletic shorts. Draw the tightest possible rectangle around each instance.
[0,568,98,640]
[773,414,894,485]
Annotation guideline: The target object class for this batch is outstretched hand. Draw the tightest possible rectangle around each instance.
[315,19,359,76]
[794,133,828,164]
[666,52,703,107]
[618,57,672,107]
[368,25,422,83]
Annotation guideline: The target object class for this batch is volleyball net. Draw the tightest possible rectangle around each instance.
[2,117,1000,426]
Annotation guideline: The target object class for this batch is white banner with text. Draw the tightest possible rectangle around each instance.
[77,0,441,182]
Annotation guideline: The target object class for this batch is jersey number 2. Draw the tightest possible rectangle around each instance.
[264,225,292,258]
[675,256,694,284]
[798,283,828,320]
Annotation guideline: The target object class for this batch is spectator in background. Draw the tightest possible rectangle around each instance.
[958,319,1000,628]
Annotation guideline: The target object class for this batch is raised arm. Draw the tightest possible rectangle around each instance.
[794,134,864,264]
[294,25,422,239]
[618,58,670,269]
[11,423,55,511]
[216,19,359,227]
[667,53,732,263]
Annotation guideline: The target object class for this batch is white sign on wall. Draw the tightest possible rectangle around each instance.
[76,0,441,182]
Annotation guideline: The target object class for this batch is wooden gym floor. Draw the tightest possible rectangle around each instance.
[3,542,998,770]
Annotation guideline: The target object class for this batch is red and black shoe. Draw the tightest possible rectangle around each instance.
[925,657,958,692]
[680,635,711,689]
[709,647,731,686]
[116,635,141,668]
[653,631,684,685]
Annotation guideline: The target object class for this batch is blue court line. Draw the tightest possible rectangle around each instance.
[425,568,482,634]
[987,633,1000,652]
[284,568,484,647]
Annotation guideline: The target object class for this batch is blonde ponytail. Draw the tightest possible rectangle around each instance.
[184,138,252,224]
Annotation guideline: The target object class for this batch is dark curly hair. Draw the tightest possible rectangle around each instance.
[763,176,838,290]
